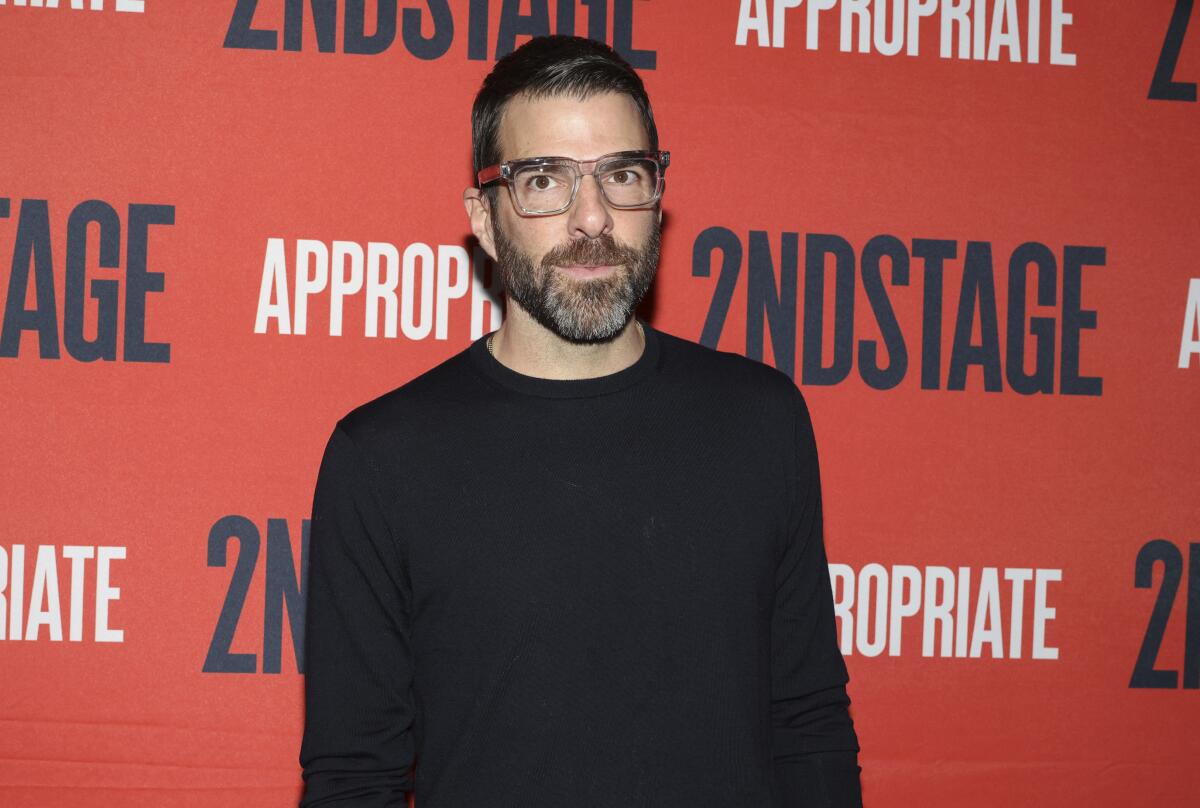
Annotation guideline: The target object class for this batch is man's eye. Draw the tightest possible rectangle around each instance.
[604,167,644,185]
[525,173,560,191]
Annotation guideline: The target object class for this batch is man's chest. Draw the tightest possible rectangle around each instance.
[383,416,790,632]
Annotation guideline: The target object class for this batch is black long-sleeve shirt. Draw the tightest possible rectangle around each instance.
[299,324,861,807]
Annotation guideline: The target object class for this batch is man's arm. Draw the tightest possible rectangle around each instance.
[299,425,416,807]
[770,388,862,808]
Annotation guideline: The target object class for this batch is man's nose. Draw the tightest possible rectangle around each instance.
[566,174,614,239]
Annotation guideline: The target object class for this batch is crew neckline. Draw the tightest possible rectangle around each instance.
[468,320,661,399]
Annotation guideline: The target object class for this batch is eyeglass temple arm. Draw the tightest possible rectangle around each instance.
[476,164,504,187]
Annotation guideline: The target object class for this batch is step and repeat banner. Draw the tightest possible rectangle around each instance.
[2,1,1198,806]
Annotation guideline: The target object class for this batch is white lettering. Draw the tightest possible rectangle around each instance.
[836,562,1061,660]
[254,238,291,335]
[366,241,400,338]
[1049,0,1075,66]
[972,0,986,60]
[0,546,7,640]
[0,545,125,642]
[470,246,504,340]
[400,242,435,341]
[842,0,871,52]
[62,545,95,642]
[856,563,889,657]
[873,0,905,57]
[0,0,146,10]
[888,564,922,655]
[987,0,1021,62]
[1027,0,1041,63]
[435,246,470,340]
[772,0,804,48]
[1032,568,1061,659]
[1179,278,1200,369]
[329,240,364,337]
[968,567,1003,658]
[735,0,771,47]
[245,236,515,342]
[25,545,63,641]
[830,563,856,654]
[807,0,837,50]
[733,0,1071,64]
[1004,567,1032,658]
[95,546,125,643]
[955,565,971,656]
[293,239,330,336]
[906,0,938,56]
[7,545,24,641]
[940,0,972,58]
[922,565,955,657]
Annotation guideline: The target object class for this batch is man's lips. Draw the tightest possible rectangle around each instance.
[555,263,620,278]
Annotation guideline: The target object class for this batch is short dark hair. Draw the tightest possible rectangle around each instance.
[471,35,659,180]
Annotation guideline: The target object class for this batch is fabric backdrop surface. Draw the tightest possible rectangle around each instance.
[1,1,1198,806]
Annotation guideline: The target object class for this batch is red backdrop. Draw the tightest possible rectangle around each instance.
[2,1,1199,806]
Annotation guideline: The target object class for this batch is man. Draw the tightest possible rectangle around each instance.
[300,35,861,807]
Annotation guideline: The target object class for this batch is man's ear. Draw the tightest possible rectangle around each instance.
[463,187,497,260]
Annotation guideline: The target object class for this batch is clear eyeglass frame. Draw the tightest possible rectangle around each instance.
[476,149,670,216]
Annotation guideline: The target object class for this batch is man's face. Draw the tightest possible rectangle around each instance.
[479,92,662,343]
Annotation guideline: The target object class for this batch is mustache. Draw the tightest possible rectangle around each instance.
[540,234,641,269]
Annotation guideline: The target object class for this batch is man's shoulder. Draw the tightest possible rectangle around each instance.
[655,327,801,408]
[334,344,480,442]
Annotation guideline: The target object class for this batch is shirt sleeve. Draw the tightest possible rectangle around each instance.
[770,387,863,808]
[299,425,416,807]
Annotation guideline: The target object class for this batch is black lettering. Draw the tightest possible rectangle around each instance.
[204,516,261,674]
[555,0,575,36]
[578,0,608,42]
[801,233,854,386]
[223,0,277,50]
[123,204,173,363]
[468,0,489,59]
[858,234,909,391]
[345,0,397,55]
[403,0,454,60]
[1180,542,1200,686]
[1005,242,1057,395]
[1130,539,1182,689]
[496,0,550,59]
[692,226,741,349]
[263,518,309,675]
[1149,0,1197,101]
[1059,245,1104,396]
[1186,543,1200,689]
[745,231,797,378]
[947,241,1001,392]
[913,238,956,391]
[284,0,338,53]
[0,199,59,359]
[613,0,656,69]
[64,201,121,363]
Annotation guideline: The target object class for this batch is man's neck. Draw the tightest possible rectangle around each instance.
[488,305,645,380]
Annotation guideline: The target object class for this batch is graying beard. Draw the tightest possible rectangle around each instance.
[495,226,659,345]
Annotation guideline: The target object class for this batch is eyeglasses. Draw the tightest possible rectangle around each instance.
[477,150,670,216]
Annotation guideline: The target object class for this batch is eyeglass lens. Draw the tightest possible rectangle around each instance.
[511,157,660,213]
